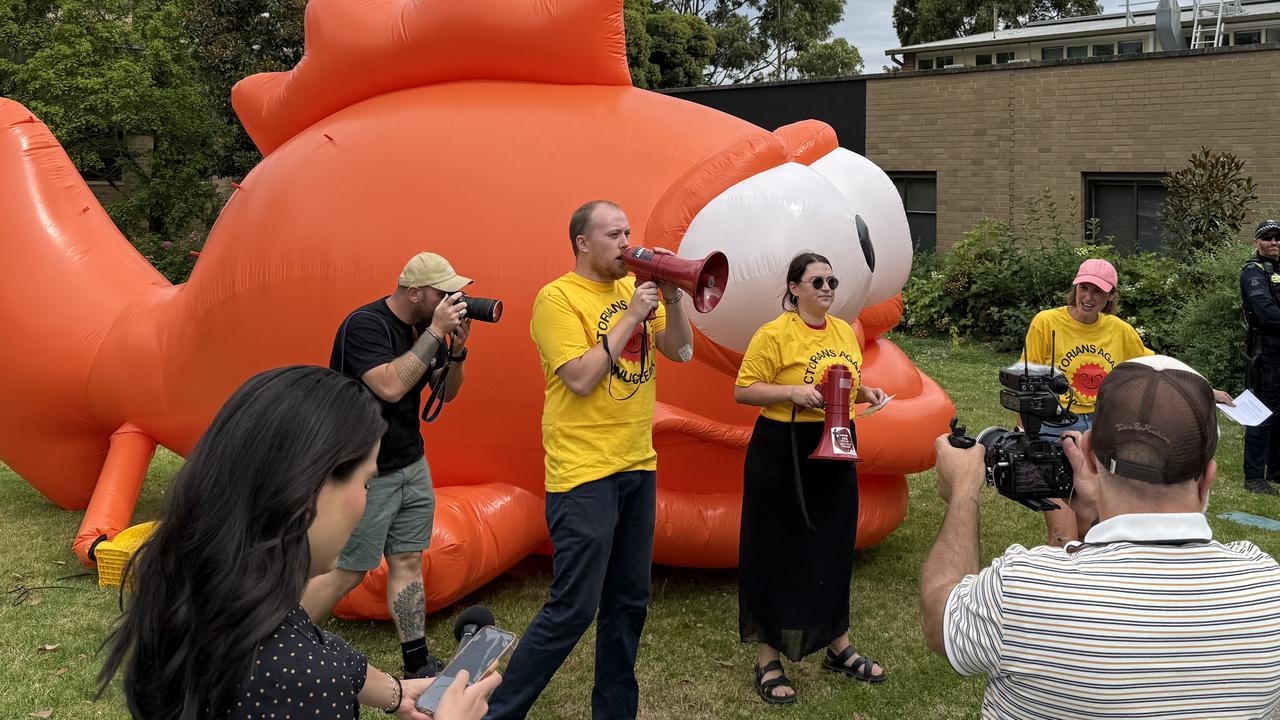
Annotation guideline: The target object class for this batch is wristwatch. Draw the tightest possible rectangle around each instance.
[450,346,469,362]
[662,288,684,305]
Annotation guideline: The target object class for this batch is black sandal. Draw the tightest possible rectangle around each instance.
[754,659,798,705]
[822,646,886,683]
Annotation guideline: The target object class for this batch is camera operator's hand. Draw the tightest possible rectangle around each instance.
[625,281,661,323]
[933,434,986,505]
[430,292,467,338]
[1060,430,1100,531]
[452,318,472,349]
[790,384,824,409]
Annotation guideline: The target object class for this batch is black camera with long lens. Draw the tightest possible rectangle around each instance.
[460,293,503,323]
[961,363,1077,511]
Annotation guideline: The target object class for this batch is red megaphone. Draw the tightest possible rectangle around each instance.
[623,247,729,314]
[811,364,860,462]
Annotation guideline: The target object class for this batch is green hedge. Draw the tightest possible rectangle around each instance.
[901,219,1253,389]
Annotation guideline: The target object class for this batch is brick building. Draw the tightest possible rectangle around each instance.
[669,4,1280,254]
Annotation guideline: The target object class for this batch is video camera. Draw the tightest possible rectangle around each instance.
[949,361,1077,512]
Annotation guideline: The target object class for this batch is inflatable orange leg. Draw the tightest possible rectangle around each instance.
[73,424,158,566]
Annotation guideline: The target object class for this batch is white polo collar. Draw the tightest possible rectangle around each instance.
[1072,513,1212,547]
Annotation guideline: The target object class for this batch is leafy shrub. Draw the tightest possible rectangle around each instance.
[1161,147,1258,260]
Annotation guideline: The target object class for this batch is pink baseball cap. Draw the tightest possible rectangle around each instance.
[1073,258,1117,292]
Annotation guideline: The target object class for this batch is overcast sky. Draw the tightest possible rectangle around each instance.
[835,0,1127,70]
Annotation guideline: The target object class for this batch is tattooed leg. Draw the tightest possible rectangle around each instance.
[386,552,425,641]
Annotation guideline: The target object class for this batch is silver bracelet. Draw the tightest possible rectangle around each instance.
[661,288,684,305]
[380,671,401,715]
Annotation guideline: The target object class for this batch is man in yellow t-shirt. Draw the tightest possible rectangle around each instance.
[486,200,693,720]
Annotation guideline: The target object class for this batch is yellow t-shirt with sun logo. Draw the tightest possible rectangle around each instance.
[1022,306,1152,415]
[531,272,668,493]
[736,312,863,423]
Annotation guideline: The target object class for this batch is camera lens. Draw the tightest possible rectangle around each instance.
[461,295,503,323]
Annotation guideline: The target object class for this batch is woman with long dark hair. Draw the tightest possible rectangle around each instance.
[734,252,888,705]
[99,365,498,719]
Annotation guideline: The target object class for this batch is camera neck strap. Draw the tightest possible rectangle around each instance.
[420,333,452,423]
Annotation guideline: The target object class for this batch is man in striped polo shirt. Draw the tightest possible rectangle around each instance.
[922,356,1280,719]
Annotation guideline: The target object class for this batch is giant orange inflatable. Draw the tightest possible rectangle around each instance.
[0,0,953,619]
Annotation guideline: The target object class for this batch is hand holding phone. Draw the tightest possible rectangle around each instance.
[415,626,517,716]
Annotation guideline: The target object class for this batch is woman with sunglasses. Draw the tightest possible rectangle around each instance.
[99,366,499,719]
[733,252,888,705]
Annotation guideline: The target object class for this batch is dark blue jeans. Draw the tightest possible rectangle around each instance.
[485,470,656,720]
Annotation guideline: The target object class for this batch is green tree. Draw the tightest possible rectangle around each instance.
[704,0,862,83]
[1,0,225,282]
[626,0,717,89]
[1160,146,1258,260]
[893,0,1102,46]
[180,0,305,175]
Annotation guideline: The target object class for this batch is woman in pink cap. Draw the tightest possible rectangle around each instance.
[1023,258,1153,543]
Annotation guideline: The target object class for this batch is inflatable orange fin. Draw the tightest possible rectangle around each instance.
[0,100,168,510]
[232,0,632,156]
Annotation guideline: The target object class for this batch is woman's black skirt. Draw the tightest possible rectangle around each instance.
[738,416,859,661]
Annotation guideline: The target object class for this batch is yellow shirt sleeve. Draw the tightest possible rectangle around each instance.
[1023,311,1053,366]
[531,287,591,375]
[1119,321,1154,361]
[736,325,780,388]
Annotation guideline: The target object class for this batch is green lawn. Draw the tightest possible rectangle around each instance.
[2,335,1278,719]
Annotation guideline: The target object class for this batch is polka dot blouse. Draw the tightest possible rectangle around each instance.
[226,605,368,719]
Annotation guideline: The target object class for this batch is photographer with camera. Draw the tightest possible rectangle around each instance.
[303,252,478,680]
[922,356,1280,719]
[1240,219,1280,495]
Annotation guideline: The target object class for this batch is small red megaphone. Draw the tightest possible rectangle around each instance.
[623,247,729,315]
[811,364,860,463]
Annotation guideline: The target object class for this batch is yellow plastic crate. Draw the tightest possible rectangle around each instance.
[96,521,159,587]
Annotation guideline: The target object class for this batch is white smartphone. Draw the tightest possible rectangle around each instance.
[414,626,517,715]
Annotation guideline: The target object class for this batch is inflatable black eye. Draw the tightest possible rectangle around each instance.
[856,215,876,273]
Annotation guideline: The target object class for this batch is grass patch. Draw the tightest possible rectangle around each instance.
[1,335,1277,718]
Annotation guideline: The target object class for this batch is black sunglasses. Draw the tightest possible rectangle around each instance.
[802,276,839,290]
[1261,234,1280,243]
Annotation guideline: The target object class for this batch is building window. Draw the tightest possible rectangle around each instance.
[1093,43,1115,56]
[890,172,937,253]
[1118,40,1143,55]
[917,58,934,70]
[938,56,955,67]
[976,53,993,65]
[1268,28,1280,43]
[1086,174,1169,254]
[1041,46,1064,60]
[1234,30,1262,45]
[1067,45,1089,58]
[995,51,1015,63]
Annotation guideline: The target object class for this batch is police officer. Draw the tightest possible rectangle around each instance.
[1241,219,1280,495]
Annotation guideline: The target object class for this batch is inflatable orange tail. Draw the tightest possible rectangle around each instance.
[0,100,169,562]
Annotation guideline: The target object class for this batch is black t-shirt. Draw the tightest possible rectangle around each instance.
[226,606,367,719]
[330,298,440,473]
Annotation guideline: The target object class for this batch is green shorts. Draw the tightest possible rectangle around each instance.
[337,455,435,572]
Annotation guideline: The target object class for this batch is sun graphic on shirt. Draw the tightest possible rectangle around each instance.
[619,322,646,362]
[1072,362,1107,398]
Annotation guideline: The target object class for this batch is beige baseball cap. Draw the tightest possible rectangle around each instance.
[398,252,472,292]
